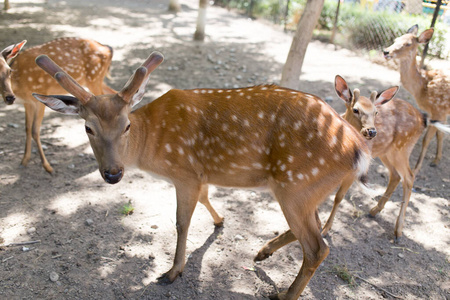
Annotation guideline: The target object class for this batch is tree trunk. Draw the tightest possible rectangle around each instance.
[280,0,324,89]
[168,0,181,13]
[194,0,208,41]
[4,0,10,11]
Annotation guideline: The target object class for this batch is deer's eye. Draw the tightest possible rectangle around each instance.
[124,124,131,133]
[85,126,94,135]
[353,108,359,114]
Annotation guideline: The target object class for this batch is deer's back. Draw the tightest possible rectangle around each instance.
[11,37,112,100]
[370,98,425,157]
[135,86,368,188]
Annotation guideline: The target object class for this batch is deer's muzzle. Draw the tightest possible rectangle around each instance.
[361,128,377,140]
[103,168,124,184]
[5,95,15,105]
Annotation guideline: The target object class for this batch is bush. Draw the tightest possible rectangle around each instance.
[318,0,449,59]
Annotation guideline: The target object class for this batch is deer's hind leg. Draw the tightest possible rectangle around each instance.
[254,209,322,262]
[414,125,438,174]
[267,183,330,299]
[198,185,224,227]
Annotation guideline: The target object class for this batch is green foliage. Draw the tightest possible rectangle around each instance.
[120,201,134,216]
[331,264,356,287]
[217,0,449,59]
[318,0,449,58]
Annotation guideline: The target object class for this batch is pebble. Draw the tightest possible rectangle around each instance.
[27,227,36,234]
[85,219,94,226]
[234,234,244,241]
[7,123,19,128]
[398,253,404,258]
[67,164,75,169]
[49,271,59,282]
[151,225,158,229]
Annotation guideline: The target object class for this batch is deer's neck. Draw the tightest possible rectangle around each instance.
[342,110,362,131]
[125,106,159,168]
[398,54,427,102]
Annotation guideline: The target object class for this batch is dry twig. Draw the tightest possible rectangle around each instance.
[354,274,403,299]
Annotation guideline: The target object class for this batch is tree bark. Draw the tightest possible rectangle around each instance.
[4,0,10,11]
[194,0,208,41]
[280,0,324,89]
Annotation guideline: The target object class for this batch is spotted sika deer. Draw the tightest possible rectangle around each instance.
[384,25,450,173]
[253,76,450,259]
[33,53,371,299]
[0,38,115,174]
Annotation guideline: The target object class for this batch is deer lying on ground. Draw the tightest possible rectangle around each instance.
[253,75,450,260]
[384,24,450,173]
[0,38,115,174]
[32,53,371,299]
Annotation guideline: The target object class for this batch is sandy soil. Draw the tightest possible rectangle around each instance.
[0,0,449,299]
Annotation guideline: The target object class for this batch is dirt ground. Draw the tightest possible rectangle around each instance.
[0,0,449,299]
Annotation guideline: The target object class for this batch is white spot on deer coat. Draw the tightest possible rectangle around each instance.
[165,144,172,153]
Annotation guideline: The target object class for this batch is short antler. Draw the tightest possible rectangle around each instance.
[369,91,377,102]
[36,55,93,104]
[119,51,164,106]
[351,88,360,106]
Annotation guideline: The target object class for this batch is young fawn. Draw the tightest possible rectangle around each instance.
[33,53,371,299]
[384,24,450,173]
[254,75,450,261]
[0,38,115,174]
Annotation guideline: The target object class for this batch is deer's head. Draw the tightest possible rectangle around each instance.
[335,75,398,140]
[0,40,26,105]
[383,24,434,61]
[33,52,164,184]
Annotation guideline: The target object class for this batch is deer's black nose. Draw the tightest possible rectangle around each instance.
[367,128,377,138]
[103,169,123,184]
[5,95,15,105]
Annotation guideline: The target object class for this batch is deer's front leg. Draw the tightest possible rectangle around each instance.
[157,181,201,285]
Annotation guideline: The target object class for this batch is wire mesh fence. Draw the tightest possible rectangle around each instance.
[214,0,450,59]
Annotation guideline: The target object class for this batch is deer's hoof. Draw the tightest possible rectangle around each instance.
[156,273,178,285]
[214,217,225,227]
[268,290,287,300]
[254,250,272,262]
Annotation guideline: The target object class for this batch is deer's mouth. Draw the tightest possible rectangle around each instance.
[102,168,124,184]
[383,51,393,60]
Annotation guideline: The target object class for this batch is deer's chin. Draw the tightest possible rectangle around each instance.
[384,54,393,60]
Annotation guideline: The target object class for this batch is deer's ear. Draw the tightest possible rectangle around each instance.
[374,86,399,106]
[407,24,419,35]
[2,40,27,63]
[334,75,352,104]
[418,29,434,44]
[33,93,80,115]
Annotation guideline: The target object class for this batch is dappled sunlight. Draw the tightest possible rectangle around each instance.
[407,194,449,255]
[47,192,88,217]
[98,263,117,279]
[0,212,36,244]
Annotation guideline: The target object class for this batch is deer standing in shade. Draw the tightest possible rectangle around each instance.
[253,75,450,261]
[32,53,372,299]
[384,25,450,173]
[0,38,115,173]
